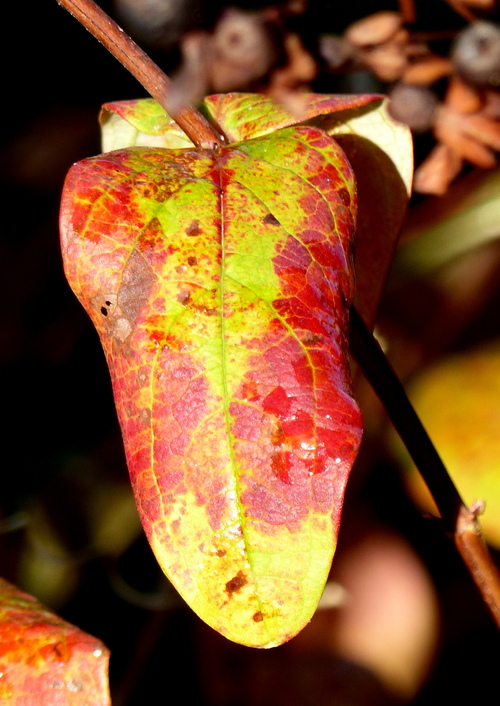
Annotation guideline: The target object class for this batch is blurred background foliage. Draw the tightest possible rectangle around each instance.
[1,0,499,704]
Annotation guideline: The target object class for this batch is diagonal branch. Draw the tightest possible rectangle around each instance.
[350,305,500,629]
[56,0,225,148]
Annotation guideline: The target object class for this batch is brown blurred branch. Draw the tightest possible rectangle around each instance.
[398,0,416,24]
[56,0,225,147]
[445,0,484,22]
[350,306,500,630]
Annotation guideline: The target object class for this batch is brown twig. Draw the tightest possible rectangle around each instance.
[398,0,416,24]
[445,0,478,22]
[56,0,225,148]
[349,306,500,630]
[455,504,500,626]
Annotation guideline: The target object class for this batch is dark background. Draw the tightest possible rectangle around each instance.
[0,1,498,704]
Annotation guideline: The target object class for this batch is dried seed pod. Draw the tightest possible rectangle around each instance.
[452,21,500,88]
[346,11,403,48]
[389,83,439,133]
[319,34,356,72]
[363,42,408,82]
[446,77,483,114]
[403,55,453,85]
[413,143,463,195]
[484,89,500,118]
[209,8,281,90]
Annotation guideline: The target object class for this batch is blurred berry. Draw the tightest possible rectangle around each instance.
[319,35,354,72]
[452,21,500,88]
[113,0,221,50]
[388,83,439,133]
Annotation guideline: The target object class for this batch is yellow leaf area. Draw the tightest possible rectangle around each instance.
[394,343,500,548]
[60,126,362,647]
[0,578,110,705]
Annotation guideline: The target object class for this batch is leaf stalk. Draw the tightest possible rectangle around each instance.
[56,0,225,148]
[350,306,500,629]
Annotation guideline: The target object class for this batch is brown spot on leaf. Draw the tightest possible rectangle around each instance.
[225,571,247,595]
[337,187,351,206]
[302,331,322,346]
[263,213,280,226]
[187,256,197,266]
[252,611,264,622]
[186,220,202,237]
[139,408,151,426]
[178,289,191,305]
[118,251,156,325]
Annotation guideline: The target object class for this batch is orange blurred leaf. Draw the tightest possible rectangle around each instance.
[0,577,110,705]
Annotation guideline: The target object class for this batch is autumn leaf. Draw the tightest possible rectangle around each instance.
[61,105,365,648]
[62,92,413,647]
[60,120,363,646]
[0,577,110,704]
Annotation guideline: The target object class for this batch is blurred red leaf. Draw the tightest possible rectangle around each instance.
[0,577,110,705]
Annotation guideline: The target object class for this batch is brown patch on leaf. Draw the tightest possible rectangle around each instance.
[178,289,191,305]
[302,331,322,346]
[225,571,247,595]
[93,253,155,346]
[185,220,202,237]
[336,187,351,206]
[116,250,156,329]
[263,212,280,226]
[252,611,264,622]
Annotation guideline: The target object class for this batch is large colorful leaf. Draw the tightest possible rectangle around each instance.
[61,113,363,647]
[0,577,110,704]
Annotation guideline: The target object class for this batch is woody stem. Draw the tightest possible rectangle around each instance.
[56,0,225,147]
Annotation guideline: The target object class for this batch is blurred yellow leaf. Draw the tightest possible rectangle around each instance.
[392,341,500,548]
